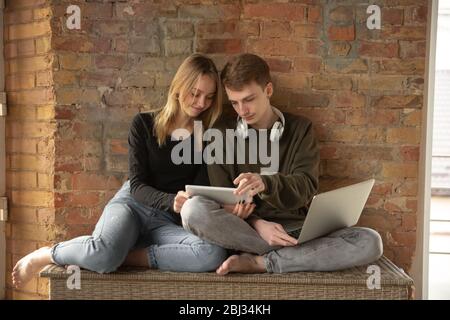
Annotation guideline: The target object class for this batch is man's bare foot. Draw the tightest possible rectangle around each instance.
[12,246,53,288]
[216,253,266,275]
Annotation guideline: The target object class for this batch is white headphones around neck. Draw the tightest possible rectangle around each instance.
[236,106,285,142]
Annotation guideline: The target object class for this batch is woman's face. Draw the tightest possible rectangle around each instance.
[179,74,217,118]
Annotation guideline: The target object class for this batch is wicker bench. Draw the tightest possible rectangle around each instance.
[40,256,413,300]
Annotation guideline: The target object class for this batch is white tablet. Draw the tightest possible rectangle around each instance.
[185,185,252,205]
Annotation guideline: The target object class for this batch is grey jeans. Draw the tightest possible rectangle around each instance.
[180,196,383,273]
[51,181,227,273]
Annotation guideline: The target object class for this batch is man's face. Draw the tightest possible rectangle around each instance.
[225,81,273,127]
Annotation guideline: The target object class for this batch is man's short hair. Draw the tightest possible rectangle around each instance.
[221,53,271,91]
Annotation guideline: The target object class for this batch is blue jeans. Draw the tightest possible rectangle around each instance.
[51,181,227,273]
[181,196,383,273]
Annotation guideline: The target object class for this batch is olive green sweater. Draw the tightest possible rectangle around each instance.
[207,112,320,232]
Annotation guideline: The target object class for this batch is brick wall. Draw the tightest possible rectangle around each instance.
[4,0,427,299]
[4,0,55,299]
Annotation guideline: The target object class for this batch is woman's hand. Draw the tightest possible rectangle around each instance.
[253,219,298,247]
[173,191,190,214]
[222,202,256,219]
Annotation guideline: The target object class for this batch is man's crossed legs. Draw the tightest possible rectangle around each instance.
[181,196,383,274]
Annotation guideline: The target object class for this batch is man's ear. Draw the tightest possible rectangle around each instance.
[265,82,273,98]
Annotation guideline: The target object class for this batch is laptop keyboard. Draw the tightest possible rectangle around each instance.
[288,228,302,239]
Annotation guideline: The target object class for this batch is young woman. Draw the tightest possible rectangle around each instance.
[12,53,226,288]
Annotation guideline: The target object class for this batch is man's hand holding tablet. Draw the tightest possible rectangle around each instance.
[185,185,255,219]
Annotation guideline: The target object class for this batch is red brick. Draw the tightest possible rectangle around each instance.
[65,208,98,225]
[329,6,354,23]
[382,163,418,178]
[5,43,18,59]
[294,57,322,73]
[9,21,51,40]
[358,41,398,58]
[384,197,408,212]
[163,20,194,39]
[358,212,400,231]
[405,6,427,25]
[345,109,367,125]
[7,0,47,9]
[53,37,110,53]
[36,71,52,87]
[262,21,292,38]
[372,95,422,109]
[332,92,365,108]
[114,38,129,53]
[292,108,345,125]
[400,146,420,161]
[358,76,405,92]
[34,7,51,20]
[11,191,53,207]
[291,93,329,108]
[324,58,368,74]
[244,3,306,21]
[9,56,51,73]
[110,139,128,155]
[400,41,426,58]
[72,2,114,19]
[292,24,320,39]
[340,145,393,161]
[387,128,420,144]
[320,146,338,160]
[79,72,116,87]
[197,39,242,54]
[393,181,417,196]
[382,26,426,40]
[264,58,291,73]
[389,231,416,247]
[54,70,77,86]
[406,199,417,212]
[8,89,54,105]
[403,109,421,126]
[4,9,34,24]
[379,59,425,75]
[72,173,121,190]
[55,192,102,208]
[304,39,322,55]
[6,239,38,255]
[178,5,238,20]
[307,5,322,23]
[6,74,35,91]
[197,21,238,38]
[248,39,300,56]
[273,74,309,91]
[312,75,352,90]
[366,195,383,209]
[372,182,393,196]
[382,8,404,25]
[370,109,400,125]
[95,21,129,35]
[327,25,355,41]
[328,42,351,57]
[17,39,35,56]
[95,55,126,69]
[55,158,83,172]
[401,215,417,231]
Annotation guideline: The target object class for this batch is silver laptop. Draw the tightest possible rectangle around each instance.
[293,179,375,244]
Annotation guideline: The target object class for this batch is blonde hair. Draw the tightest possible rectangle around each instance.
[153,54,223,146]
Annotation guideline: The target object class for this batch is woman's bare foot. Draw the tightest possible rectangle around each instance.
[216,253,266,275]
[12,246,53,288]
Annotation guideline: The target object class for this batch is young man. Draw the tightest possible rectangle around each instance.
[181,53,383,275]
